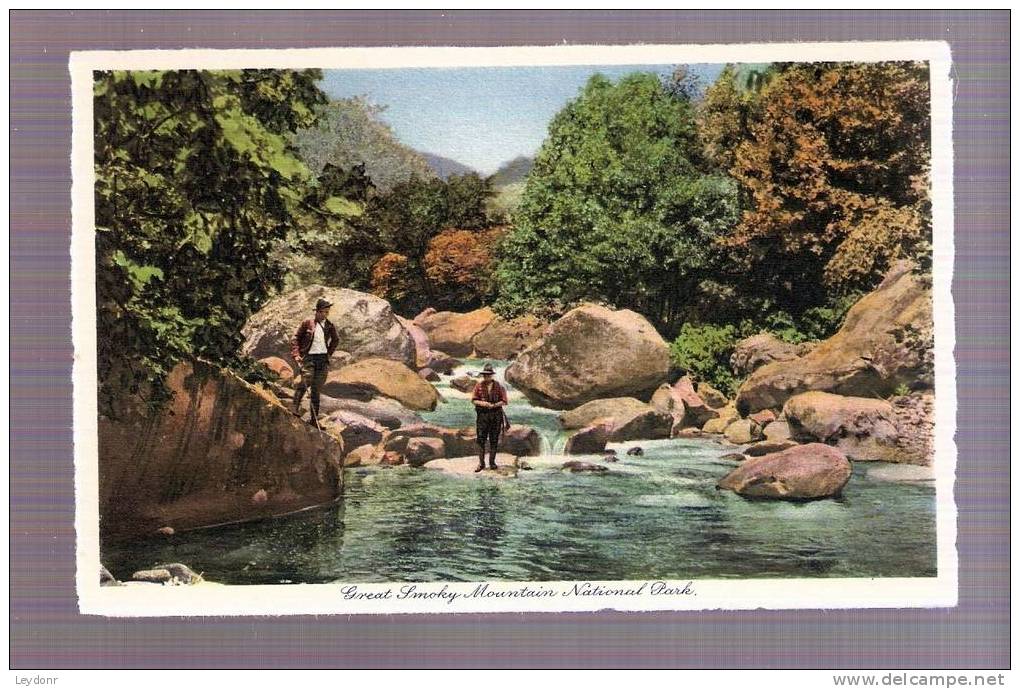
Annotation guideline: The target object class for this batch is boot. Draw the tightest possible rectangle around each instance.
[475,451,485,473]
[488,449,498,470]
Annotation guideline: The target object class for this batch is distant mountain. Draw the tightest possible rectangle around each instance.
[490,156,534,187]
[419,151,478,180]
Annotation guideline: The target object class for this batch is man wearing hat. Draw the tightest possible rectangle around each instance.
[290,298,341,422]
[471,363,509,472]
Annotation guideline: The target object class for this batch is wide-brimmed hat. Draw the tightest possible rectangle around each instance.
[480,363,495,376]
[315,298,333,310]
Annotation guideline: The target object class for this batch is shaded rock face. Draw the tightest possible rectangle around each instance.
[506,304,670,409]
[717,443,852,500]
[888,392,935,466]
[696,383,729,409]
[744,440,799,457]
[784,390,930,465]
[564,421,613,455]
[99,361,344,541]
[737,262,933,414]
[472,314,548,360]
[396,316,432,369]
[327,358,439,411]
[609,410,672,442]
[416,307,496,357]
[730,333,813,378]
[241,286,416,368]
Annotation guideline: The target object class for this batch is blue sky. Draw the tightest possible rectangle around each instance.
[320,64,725,175]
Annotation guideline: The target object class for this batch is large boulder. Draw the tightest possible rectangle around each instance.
[241,286,416,368]
[736,262,933,414]
[716,443,852,500]
[501,425,543,456]
[783,390,930,464]
[415,307,497,357]
[396,316,432,369]
[560,397,652,430]
[730,333,814,378]
[472,314,549,360]
[423,350,460,375]
[609,409,673,442]
[98,360,344,540]
[506,304,670,409]
[326,358,439,411]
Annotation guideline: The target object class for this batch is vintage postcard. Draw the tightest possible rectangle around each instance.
[71,42,956,616]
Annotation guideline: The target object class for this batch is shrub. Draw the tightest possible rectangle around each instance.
[669,323,741,396]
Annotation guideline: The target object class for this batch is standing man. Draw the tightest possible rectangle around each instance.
[290,297,340,423]
[471,363,508,472]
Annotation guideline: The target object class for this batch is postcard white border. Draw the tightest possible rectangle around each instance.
[71,42,957,616]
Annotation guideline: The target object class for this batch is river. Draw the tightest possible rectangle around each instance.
[101,359,937,584]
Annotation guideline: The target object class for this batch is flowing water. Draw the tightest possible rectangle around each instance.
[101,360,937,584]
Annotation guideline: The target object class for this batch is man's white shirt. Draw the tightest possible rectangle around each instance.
[308,321,328,354]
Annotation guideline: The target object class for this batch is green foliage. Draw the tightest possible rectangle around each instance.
[669,323,741,396]
[94,68,327,413]
[494,72,738,331]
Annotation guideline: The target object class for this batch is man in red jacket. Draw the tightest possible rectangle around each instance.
[290,297,341,421]
[471,363,509,472]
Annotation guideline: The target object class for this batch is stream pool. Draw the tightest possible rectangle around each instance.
[101,360,937,584]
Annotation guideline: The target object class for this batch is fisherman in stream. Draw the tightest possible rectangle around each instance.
[290,298,340,425]
[471,363,509,472]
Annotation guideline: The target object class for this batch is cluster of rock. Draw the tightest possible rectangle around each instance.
[100,562,204,587]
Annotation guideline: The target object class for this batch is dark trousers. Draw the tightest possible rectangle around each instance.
[476,412,503,466]
[294,354,329,415]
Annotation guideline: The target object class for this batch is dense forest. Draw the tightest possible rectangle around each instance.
[94,62,931,410]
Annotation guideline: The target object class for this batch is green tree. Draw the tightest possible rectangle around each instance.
[494,72,737,334]
[94,69,327,412]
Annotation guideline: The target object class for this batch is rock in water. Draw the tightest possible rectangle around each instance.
[320,410,386,449]
[98,360,345,541]
[415,307,497,357]
[564,421,613,455]
[403,437,446,467]
[730,333,814,378]
[423,350,460,375]
[505,304,669,410]
[716,443,852,500]
[736,262,933,414]
[743,440,799,457]
[241,286,416,368]
[560,398,652,429]
[451,375,476,392]
[626,447,644,456]
[325,358,439,411]
[343,444,380,468]
[472,314,549,360]
[562,460,610,474]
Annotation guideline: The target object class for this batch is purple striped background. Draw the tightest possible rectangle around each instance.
[10,10,1009,669]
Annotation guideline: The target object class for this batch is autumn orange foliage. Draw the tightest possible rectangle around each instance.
[727,63,931,292]
[369,252,414,302]
[424,227,507,308]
